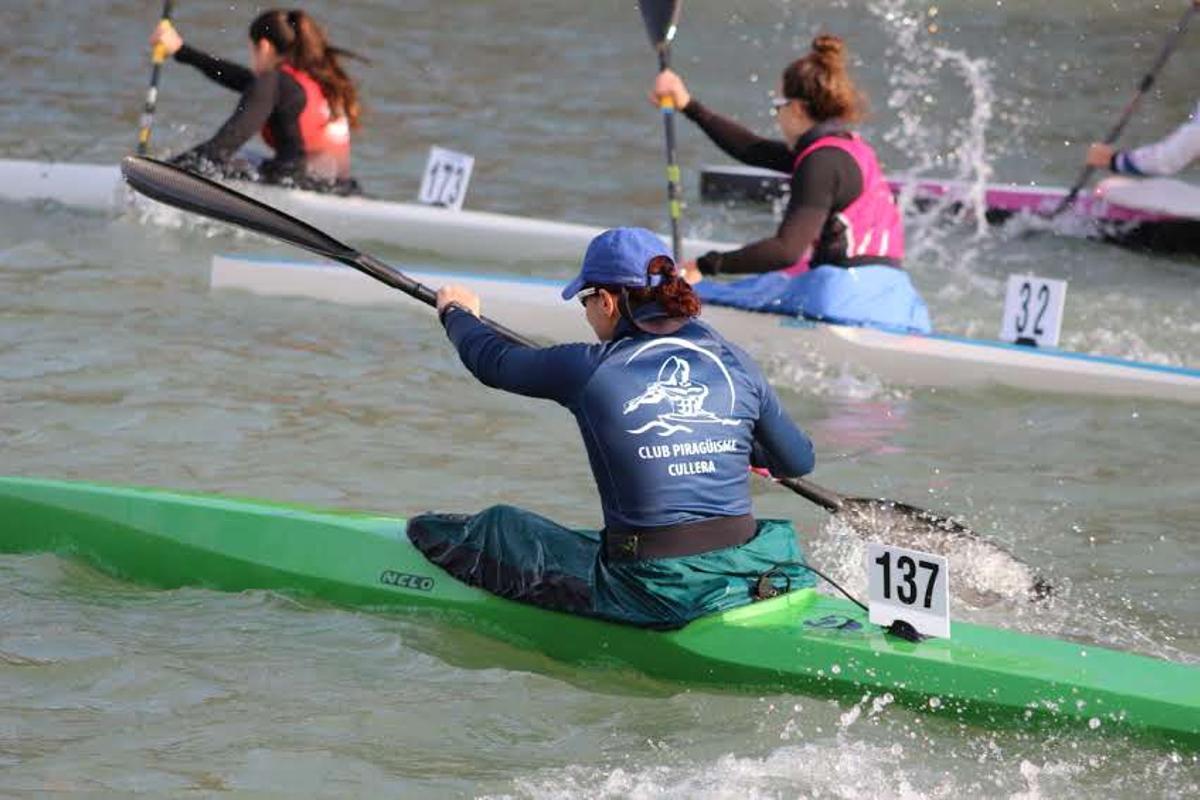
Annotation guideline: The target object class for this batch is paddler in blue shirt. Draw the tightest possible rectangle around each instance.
[411,227,818,629]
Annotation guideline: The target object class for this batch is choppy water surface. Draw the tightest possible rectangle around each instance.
[2,1,1198,796]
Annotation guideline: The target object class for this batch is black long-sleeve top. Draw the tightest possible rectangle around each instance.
[683,100,865,275]
[173,43,308,179]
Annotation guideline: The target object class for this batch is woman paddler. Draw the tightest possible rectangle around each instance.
[149,9,362,190]
[653,35,931,334]
[412,227,818,629]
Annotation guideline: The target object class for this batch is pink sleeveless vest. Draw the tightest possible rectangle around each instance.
[783,133,904,275]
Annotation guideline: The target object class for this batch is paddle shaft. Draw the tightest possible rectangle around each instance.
[325,254,538,347]
[656,48,684,262]
[1049,3,1197,217]
[137,0,175,156]
[354,253,537,346]
[776,476,845,513]
[639,0,684,261]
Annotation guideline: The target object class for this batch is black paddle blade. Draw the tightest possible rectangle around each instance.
[121,156,359,263]
[836,497,1053,604]
[121,156,539,347]
[639,0,682,48]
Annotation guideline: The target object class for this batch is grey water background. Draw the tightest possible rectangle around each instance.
[1,0,1198,796]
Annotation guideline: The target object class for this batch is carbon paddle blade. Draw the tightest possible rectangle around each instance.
[837,497,1053,604]
[639,0,682,49]
[121,156,538,347]
[121,156,359,263]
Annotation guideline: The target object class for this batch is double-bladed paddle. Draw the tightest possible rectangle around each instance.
[120,155,1050,602]
[137,0,176,155]
[1047,2,1197,218]
[638,0,684,261]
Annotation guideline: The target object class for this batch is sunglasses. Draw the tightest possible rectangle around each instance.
[576,287,603,307]
[769,96,792,116]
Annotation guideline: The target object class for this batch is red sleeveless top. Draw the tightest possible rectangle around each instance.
[261,64,351,180]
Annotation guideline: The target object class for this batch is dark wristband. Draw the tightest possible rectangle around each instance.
[697,251,723,276]
[438,302,466,325]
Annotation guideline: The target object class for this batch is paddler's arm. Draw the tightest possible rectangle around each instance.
[175,43,256,93]
[749,374,814,479]
[653,69,793,172]
[436,289,598,403]
[1086,101,1200,177]
[696,148,860,276]
[683,101,794,173]
[181,72,280,165]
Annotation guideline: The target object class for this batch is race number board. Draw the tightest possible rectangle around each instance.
[418,146,474,210]
[998,274,1067,348]
[867,542,950,639]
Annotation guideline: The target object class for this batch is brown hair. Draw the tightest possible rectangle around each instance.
[249,9,363,129]
[781,34,866,124]
[598,256,701,319]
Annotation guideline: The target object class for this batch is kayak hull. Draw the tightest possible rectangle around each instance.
[210,254,1200,405]
[2,476,1197,750]
[699,164,1200,257]
[0,158,733,263]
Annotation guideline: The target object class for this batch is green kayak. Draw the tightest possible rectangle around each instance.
[1,475,1197,749]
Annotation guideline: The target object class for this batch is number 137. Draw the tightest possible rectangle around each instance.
[874,551,940,608]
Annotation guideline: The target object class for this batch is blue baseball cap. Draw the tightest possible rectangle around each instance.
[560,227,674,300]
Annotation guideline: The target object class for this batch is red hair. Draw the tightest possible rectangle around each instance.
[597,256,701,319]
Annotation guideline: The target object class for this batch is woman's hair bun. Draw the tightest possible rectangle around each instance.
[811,34,845,64]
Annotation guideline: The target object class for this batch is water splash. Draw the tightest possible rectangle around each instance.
[869,0,1003,270]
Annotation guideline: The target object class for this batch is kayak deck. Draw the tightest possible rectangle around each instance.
[1,476,1197,750]
[210,255,1200,405]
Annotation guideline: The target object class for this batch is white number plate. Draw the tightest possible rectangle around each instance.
[418,146,474,210]
[998,274,1067,348]
[867,542,950,639]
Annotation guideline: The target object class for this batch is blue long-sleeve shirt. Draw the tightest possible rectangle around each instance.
[442,305,814,530]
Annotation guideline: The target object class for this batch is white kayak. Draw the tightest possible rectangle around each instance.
[699,164,1200,258]
[1096,176,1200,220]
[0,158,733,264]
[210,254,1200,405]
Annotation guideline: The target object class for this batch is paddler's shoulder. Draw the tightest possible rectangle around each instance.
[608,316,747,361]
[687,317,767,376]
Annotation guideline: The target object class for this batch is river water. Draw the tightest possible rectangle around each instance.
[1,0,1198,796]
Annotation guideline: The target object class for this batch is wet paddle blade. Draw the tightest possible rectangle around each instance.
[639,0,682,49]
[121,156,359,263]
[836,497,1053,604]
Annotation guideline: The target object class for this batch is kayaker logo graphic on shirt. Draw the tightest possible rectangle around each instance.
[622,339,742,437]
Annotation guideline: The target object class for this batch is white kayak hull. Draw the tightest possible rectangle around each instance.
[0,158,733,264]
[210,254,1200,405]
[699,164,1200,258]
[1096,176,1200,220]
[700,163,1200,223]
